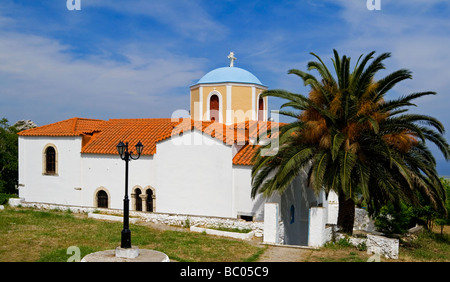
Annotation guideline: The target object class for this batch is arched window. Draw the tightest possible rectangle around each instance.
[43,145,57,175]
[96,190,108,208]
[135,188,142,211]
[258,97,264,121]
[210,94,219,122]
[46,147,56,174]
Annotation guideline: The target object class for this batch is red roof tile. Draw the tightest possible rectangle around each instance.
[19,117,281,164]
[18,118,105,137]
[232,144,260,166]
[81,118,183,155]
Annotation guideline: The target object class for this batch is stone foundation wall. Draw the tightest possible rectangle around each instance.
[135,211,264,237]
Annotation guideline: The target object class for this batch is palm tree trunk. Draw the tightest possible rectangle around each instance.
[337,194,355,235]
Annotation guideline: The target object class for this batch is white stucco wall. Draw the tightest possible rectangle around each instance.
[154,131,234,218]
[232,165,279,221]
[81,154,155,209]
[18,136,83,206]
[232,165,256,218]
[18,136,156,210]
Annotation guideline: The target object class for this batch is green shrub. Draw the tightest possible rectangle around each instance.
[184,217,191,228]
[374,203,413,235]
[0,193,17,205]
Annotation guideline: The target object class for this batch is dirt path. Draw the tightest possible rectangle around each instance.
[257,245,314,262]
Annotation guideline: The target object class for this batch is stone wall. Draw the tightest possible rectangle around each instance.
[335,233,399,259]
[367,234,399,259]
[135,211,264,237]
[353,208,376,232]
[9,199,96,214]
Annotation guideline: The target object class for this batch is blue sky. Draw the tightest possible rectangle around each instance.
[0,0,449,174]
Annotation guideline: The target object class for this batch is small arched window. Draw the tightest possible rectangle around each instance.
[258,97,264,121]
[135,188,142,211]
[210,94,219,122]
[44,146,57,175]
[96,190,108,208]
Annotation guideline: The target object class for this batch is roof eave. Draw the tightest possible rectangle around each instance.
[190,81,268,88]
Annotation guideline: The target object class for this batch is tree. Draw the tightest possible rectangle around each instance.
[251,50,449,235]
[0,118,19,194]
[435,178,450,235]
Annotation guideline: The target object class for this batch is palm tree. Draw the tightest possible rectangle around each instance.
[251,50,449,234]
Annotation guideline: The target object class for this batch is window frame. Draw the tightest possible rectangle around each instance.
[145,186,156,212]
[206,90,223,123]
[42,144,58,176]
[94,187,110,208]
[209,94,220,122]
[96,190,109,208]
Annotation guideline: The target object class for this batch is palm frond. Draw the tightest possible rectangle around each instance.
[376,69,412,98]
[378,91,436,113]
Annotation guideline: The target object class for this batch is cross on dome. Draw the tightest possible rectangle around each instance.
[227,51,236,67]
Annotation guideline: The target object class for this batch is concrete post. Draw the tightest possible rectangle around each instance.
[308,207,327,247]
[263,203,280,244]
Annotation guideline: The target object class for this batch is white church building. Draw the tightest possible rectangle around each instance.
[17,54,337,246]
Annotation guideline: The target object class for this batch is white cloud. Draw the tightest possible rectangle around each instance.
[328,0,450,162]
[0,29,206,125]
[330,1,450,97]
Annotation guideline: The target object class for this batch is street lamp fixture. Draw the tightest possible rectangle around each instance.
[116,141,144,249]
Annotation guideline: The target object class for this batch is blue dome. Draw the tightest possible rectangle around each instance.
[194,67,265,86]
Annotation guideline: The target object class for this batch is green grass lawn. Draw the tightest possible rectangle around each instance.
[0,207,264,262]
[1,206,448,262]
[399,226,450,262]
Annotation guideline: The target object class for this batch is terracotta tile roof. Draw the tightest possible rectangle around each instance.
[233,120,282,140]
[232,144,260,166]
[18,118,105,137]
[19,117,282,164]
[81,118,183,155]
[183,120,283,146]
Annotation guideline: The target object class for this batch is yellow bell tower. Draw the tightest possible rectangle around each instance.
[190,52,268,124]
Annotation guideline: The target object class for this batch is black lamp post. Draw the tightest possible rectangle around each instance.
[116,141,144,249]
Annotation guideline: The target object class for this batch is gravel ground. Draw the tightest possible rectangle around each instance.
[257,245,313,262]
